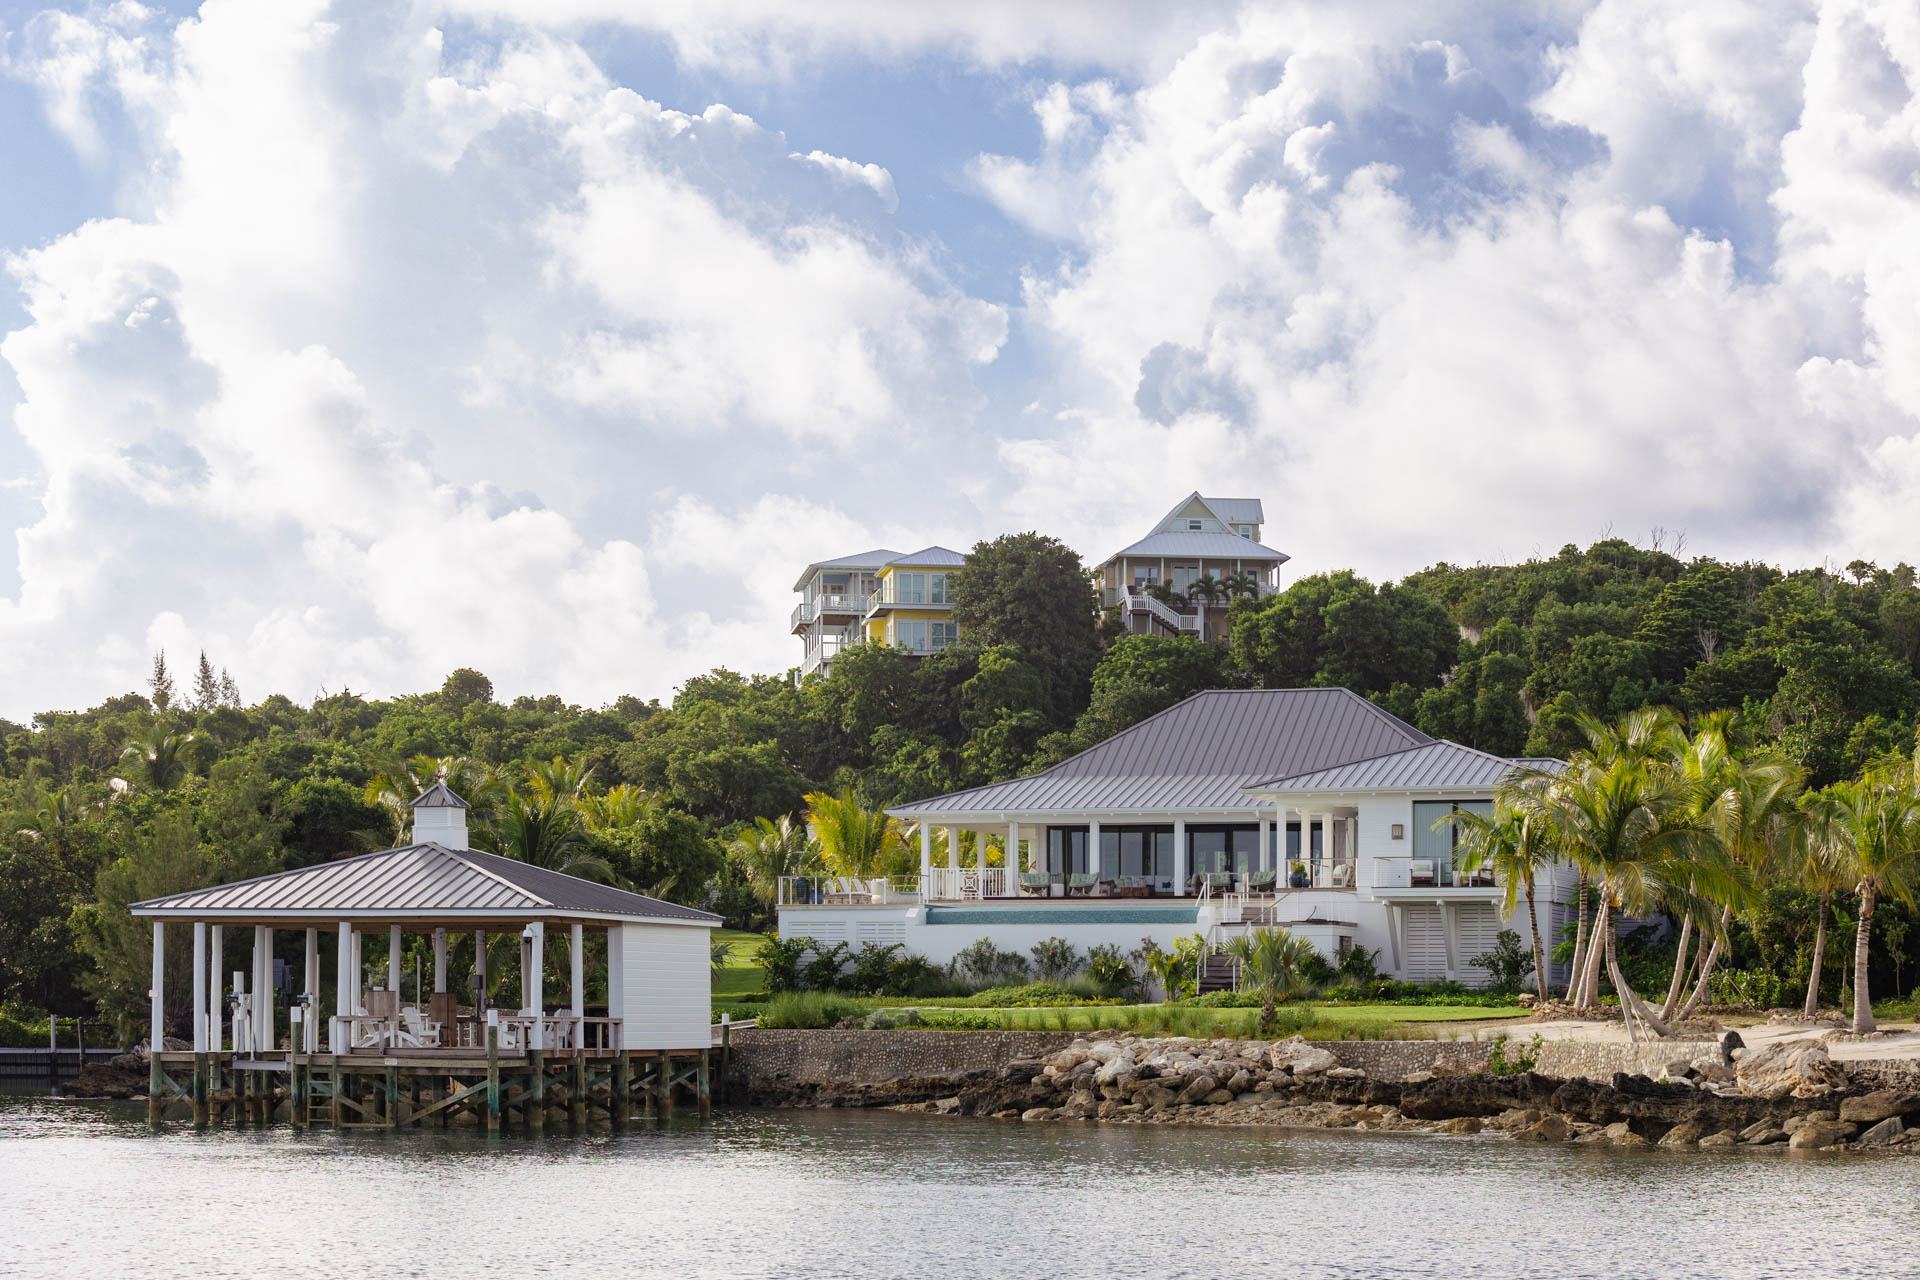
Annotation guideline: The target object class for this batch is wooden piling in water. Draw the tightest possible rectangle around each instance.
[192,1051,208,1128]
[570,1049,587,1128]
[485,1026,501,1133]
[528,1048,545,1133]
[697,1050,711,1119]
[612,1053,630,1129]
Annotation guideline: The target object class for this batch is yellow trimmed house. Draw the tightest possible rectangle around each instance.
[864,546,965,655]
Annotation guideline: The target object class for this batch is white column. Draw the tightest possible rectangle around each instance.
[433,928,448,994]
[1007,820,1021,876]
[919,822,933,887]
[475,930,488,1012]
[262,927,277,1052]
[334,922,352,1052]
[529,923,546,1045]
[209,926,224,1052]
[1258,813,1271,874]
[388,924,402,995]
[304,928,320,1052]
[1087,820,1102,884]
[149,922,165,1054]
[607,927,625,1049]
[351,930,363,1000]
[945,827,958,898]
[250,926,266,1053]
[1174,819,1188,896]
[570,923,585,1019]
[191,923,208,1054]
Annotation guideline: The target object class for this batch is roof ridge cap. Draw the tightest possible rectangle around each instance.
[442,845,556,909]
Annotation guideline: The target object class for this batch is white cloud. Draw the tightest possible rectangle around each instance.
[0,0,1003,716]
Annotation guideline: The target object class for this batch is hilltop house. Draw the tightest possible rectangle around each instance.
[792,549,897,677]
[1096,494,1291,641]
[793,545,966,675]
[775,687,1573,988]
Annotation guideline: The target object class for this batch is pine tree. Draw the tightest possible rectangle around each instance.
[149,651,175,712]
[217,668,241,709]
[192,650,220,712]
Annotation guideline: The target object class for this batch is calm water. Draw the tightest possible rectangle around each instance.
[3,1093,1917,1279]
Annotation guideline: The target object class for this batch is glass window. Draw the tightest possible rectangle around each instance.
[931,621,958,651]
[928,573,950,604]
[895,572,926,604]
[895,621,928,651]
[1230,828,1260,873]
[1047,827,1088,875]
[1236,525,1253,539]
[1412,800,1492,886]
[1186,519,1204,531]
[1188,829,1226,874]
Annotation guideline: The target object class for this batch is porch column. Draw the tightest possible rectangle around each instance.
[388,924,402,995]
[192,922,208,1055]
[1087,820,1102,884]
[1007,820,1021,877]
[253,926,272,1053]
[209,926,224,1051]
[433,929,448,994]
[334,921,352,1051]
[475,930,488,1014]
[919,822,933,887]
[570,923,585,1019]
[304,928,320,1052]
[1258,812,1271,873]
[149,922,164,1052]
[1308,812,1323,887]
[945,827,958,878]
[1174,819,1187,896]
[351,930,363,1000]
[529,923,546,1043]
[607,928,625,1046]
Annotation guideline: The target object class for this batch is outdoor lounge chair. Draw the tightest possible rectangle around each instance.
[1068,873,1098,896]
[1408,859,1436,886]
[1115,875,1150,898]
[1202,871,1233,894]
[1244,869,1276,892]
[1331,864,1354,888]
[1019,872,1052,897]
[392,1006,441,1049]
[1094,873,1117,896]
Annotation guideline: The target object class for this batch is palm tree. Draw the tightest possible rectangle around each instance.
[1145,581,1186,610]
[1519,730,1737,1040]
[1220,572,1260,600]
[1672,727,1803,1019]
[118,727,194,792]
[804,788,911,877]
[364,754,504,844]
[1186,575,1224,609]
[1800,771,1920,1033]
[1790,811,1852,1017]
[578,783,651,833]
[1223,927,1321,1036]
[526,755,593,804]
[727,814,821,905]
[487,789,616,882]
[1452,780,1555,1003]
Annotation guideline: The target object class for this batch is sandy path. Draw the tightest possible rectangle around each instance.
[1450,1016,1920,1062]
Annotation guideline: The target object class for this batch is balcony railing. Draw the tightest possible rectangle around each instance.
[776,869,1016,905]
[1370,856,1500,890]
[795,594,872,629]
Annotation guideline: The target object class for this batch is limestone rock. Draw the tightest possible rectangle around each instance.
[1326,1066,1368,1081]
[1733,1039,1846,1100]
[1744,1128,1789,1146]
[1437,1116,1482,1135]
[1179,1075,1218,1104]
[1657,1123,1702,1147]
[1511,1115,1573,1142]
[1094,1056,1135,1085]
[1838,1090,1920,1124]
[1854,1116,1905,1146]
[1274,1045,1337,1076]
[1202,1089,1235,1105]
[1224,1069,1252,1093]
[1698,1130,1739,1147]
[1020,1107,1055,1122]
[1787,1119,1856,1150]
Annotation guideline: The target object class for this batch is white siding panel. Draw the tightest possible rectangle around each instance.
[1455,903,1503,984]
[856,920,907,947]
[616,923,712,1050]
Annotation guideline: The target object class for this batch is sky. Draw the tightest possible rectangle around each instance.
[0,0,1916,721]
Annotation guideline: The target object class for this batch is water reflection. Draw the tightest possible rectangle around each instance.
[2,1096,1913,1279]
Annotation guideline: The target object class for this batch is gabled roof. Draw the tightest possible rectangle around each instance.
[1109,531,1291,561]
[892,688,1432,817]
[411,781,468,809]
[130,843,721,925]
[1206,497,1265,525]
[1250,740,1544,794]
[886,545,967,568]
[794,549,902,591]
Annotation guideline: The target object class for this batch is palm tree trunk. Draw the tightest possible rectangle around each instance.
[1576,900,1610,1007]
[1526,878,1548,1004]
[1605,921,1675,1038]
[1803,890,1830,1017]
[1566,874,1589,1002]
[1675,904,1734,1020]
[1660,912,1694,1021]
[1853,882,1877,1034]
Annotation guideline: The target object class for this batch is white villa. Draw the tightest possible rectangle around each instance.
[1096,494,1292,642]
[776,688,1573,987]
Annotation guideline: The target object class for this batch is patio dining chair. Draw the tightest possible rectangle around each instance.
[1067,873,1098,896]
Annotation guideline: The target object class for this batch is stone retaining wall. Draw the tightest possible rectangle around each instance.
[729,1029,1078,1085]
[727,1029,1729,1090]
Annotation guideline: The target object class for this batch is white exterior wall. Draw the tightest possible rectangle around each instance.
[614,922,713,1049]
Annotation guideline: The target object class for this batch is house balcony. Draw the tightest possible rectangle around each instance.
[1369,855,1503,900]
[793,594,872,632]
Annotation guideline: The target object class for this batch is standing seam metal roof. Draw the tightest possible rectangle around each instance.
[893,688,1432,816]
[130,843,719,922]
[1249,740,1538,793]
[1109,531,1290,560]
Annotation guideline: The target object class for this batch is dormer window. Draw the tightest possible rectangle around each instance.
[1236,525,1253,539]
[1185,519,1204,531]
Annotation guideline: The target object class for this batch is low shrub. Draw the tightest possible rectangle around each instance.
[1086,943,1144,1000]
[1030,937,1083,982]
[1706,968,1788,1010]
[950,937,1030,988]
[759,934,810,994]
[844,942,906,995]
[965,980,1118,1007]
[759,991,867,1029]
[1488,1032,1544,1076]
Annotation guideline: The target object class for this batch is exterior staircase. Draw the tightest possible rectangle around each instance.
[1198,953,1238,994]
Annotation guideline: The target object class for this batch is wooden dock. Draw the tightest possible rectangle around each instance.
[150,1037,715,1132]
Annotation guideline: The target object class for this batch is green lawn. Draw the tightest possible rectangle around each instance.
[961,1002,1527,1036]
[713,930,768,1001]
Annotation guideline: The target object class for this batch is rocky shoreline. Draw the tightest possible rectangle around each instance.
[745,1033,1920,1152]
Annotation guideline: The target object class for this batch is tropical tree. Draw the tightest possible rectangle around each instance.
[487,789,615,883]
[727,814,821,905]
[1187,575,1224,609]
[1222,927,1321,1035]
[803,788,911,877]
[1220,572,1260,600]
[578,783,651,833]
[1519,712,1739,1039]
[1800,769,1920,1033]
[526,755,593,804]
[1451,779,1555,1003]
[1789,810,1853,1016]
[364,754,503,844]
[117,727,194,792]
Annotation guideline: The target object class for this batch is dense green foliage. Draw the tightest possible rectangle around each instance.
[8,538,1920,1036]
